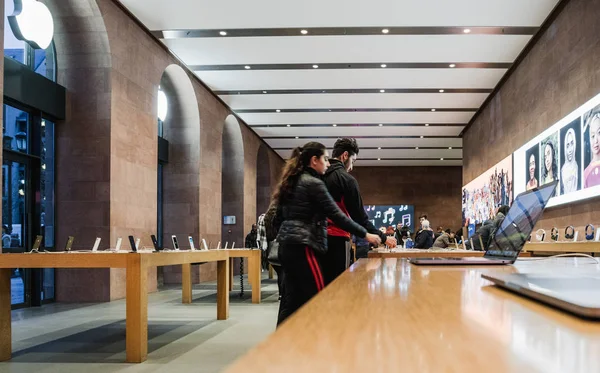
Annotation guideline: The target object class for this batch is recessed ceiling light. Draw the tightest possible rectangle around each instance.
[378,124,383,127]
[377,158,381,161]
[263,90,267,94]
[431,108,436,112]
[381,29,389,34]
[440,158,444,160]
[244,65,251,69]
[449,147,452,149]
[332,124,337,127]
[463,28,471,34]
[425,123,430,127]
[449,64,456,68]
[380,89,385,93]
[381,64,387,68]
[286,124,290,127]
[420,136,424,138]
[276,109,281,112]
[219,31,227,36]
[439,89,445,93]
[295,136,299,139]
[301,29,308,35]
[415,147,419,149]
[313,65,319,69]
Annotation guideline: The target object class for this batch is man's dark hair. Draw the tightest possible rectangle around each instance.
[419,213,428,220]
[497,205,510,216]
[445,229,452,234]
[332,138,359,158]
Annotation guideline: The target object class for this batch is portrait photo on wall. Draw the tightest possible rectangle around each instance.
[583,103,600,189]
[525,143,540,191]
[540,132,559,195]
[559,117,582,195]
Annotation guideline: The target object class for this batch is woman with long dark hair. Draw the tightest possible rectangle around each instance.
[273,142,381,325]
[542,141,558,185]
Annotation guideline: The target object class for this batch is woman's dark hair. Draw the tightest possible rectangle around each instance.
[543,141,558,180]
[332,138,359,158]
[497,205,510,216]
[271,142,327,204]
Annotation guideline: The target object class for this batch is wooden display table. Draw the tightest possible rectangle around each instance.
[225,258,600,373]
[0,250,229,363]
[224,249,262,303]
[524,241,600,253]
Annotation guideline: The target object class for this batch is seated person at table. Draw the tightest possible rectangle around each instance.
[468,205,509,251]
[395,224,411,247]
[433,229,455,249]
[435,226,444,239]
[414,220,434,249]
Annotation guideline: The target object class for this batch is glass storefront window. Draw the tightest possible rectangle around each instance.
[3,105,29,154]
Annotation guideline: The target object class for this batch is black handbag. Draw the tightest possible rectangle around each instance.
[266,240,280,266]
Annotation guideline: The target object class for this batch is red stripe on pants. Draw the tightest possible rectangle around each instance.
[305,246,324,291]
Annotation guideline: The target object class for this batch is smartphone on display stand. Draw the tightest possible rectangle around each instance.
[65,236,75,252]
[171,235,180,251]
[115,237,122,251]
[31,235,43,252]
[91,237,101,252]
[128,236,137,252]
[202,239,209,251]
[188,236,196,250]
[224,242,228,249]
[216,241,221,250]
[231,242,235,249]
[151,235,161,251]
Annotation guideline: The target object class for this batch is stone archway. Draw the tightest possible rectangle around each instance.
[222,115,244,248]
[256,143,272,219]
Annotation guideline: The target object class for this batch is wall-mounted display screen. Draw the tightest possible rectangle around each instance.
[364,205,414,232]
[462,155,513,229]
[514,93,600,208]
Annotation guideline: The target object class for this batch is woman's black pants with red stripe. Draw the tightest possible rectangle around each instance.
[277,243,324,326]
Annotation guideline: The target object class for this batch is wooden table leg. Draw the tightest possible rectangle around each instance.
[126,255,148,363]
[0,269,11,361]
[268,264,274,279]
[182,263,192,304]
[229,258,234,291]
[217,258,229,320]
[250,251,261,304]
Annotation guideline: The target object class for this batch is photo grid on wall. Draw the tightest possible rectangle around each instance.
[514,93,600,208]
[462,155,513,236]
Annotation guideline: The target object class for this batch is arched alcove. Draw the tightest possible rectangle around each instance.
[222,115,245,247]
[256,144,272,219]
[159,65,201,248]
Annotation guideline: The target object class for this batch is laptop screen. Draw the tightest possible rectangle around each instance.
[486,181,558,260]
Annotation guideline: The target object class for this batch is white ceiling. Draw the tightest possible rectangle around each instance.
[119,0,560,166]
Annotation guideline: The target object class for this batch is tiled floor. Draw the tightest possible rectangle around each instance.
[0,275,280,373]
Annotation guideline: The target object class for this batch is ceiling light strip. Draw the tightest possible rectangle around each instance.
[250,123,465,128]
[216,88,493,95]
[153,26,538,39]
[191,62,511,71]
[236,108,477,113]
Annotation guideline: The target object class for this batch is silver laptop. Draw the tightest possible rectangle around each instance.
[410,181,557,265]
[482,273,600,319]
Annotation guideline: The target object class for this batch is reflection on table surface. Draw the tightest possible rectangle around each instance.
[225,258,600,373]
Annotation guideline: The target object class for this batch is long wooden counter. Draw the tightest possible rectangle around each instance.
[225,257,600,373]
[524,241,600,253]
[368,249,531,259]
[0,250,230,363]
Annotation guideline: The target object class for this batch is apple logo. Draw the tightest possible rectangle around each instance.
[8,0,54,50]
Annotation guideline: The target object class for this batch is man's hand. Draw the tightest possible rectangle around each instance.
[385,236,397,248]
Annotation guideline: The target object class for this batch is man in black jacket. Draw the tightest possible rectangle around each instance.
[322,138,396,285]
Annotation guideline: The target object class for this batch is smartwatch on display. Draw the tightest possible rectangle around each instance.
[550,227,559,242]
[535,229,546,242]
[585,224,595,241]
[564,226,575,240]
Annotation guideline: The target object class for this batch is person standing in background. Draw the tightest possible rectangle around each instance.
[322,138,396,286]
[245,224,258,249]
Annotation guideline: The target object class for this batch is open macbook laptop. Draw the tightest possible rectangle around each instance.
[410,181,557,265]
[482,273,600,319]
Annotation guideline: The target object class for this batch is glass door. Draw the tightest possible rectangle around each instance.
[2,157,29,306]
